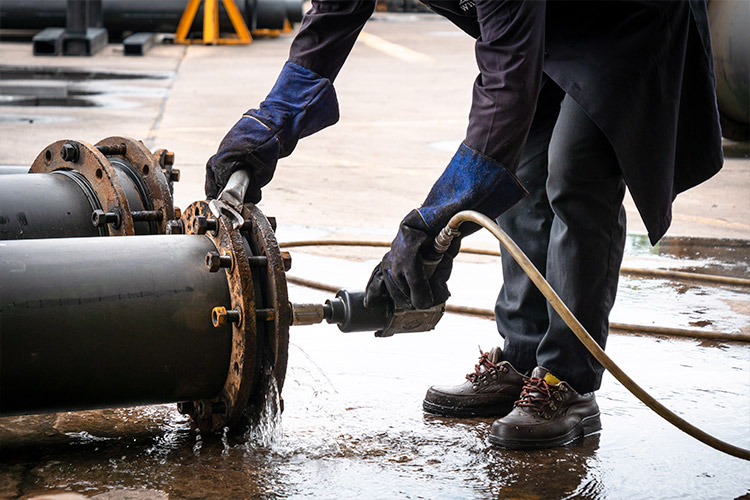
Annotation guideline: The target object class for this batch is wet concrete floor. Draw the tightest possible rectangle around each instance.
[1,11,749,500]
[1,235,748,500]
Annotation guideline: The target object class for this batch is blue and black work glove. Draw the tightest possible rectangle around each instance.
[364,142,528,310]
[205,62,340,203]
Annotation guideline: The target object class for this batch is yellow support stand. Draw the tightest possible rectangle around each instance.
[175,0,253,45]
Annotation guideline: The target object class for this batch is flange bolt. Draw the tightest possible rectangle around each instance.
[60,143,80,163]
[193,215,219,235]
[211,401,227,416]
[91,209,121,228]
[166,220,184,234]
[205,251,233,272]
[212,306,241,327]
[177,401,194,415]
[281,251,292,272]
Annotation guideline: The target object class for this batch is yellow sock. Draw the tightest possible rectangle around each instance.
[543,372,561,385]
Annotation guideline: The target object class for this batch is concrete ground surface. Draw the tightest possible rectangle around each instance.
[1,13,749,500]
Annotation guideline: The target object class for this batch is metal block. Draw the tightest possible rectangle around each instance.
[32,27,65,56]
[62,27,108,56]
[123,32,157,56]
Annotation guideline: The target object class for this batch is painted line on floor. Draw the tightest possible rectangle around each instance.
[358,31,434,63]
[672,213,750,231]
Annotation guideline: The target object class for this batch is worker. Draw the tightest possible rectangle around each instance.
[205,0,722,449]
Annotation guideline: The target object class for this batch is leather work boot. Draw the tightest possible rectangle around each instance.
[488,366,601,449]
[423,347,525,418]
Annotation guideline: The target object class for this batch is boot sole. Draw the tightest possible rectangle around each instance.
[422,399,515,418]
[488,412,602,450]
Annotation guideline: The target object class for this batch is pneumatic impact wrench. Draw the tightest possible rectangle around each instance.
[289,224,460,337]
[216,169,457,337]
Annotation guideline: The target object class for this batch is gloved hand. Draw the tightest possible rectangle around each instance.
[205,61,340,203]
[365,209,462,310]
[364,142,527,310]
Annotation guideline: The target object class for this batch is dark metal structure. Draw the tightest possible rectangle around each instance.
[0,137,179,240]
[0,202,291,432]
[32,0,108,56]
[1,0,304,40]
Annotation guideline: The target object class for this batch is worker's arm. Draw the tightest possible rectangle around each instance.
[205,0,376,202]
[365,0,547,310]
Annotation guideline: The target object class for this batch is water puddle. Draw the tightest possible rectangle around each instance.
[0,234,748,499]
[0,65,172,109]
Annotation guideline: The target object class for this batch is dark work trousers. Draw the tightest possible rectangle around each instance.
[494,90,627,394]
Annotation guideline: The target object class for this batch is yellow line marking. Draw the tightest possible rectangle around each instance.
[357,31,434,63]
[672,213,750,231]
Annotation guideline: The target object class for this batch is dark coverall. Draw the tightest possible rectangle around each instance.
[288,0,723,393]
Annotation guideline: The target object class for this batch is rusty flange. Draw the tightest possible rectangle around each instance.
[177,201,290,432]
[96,137,176,233]
[30,139,135,236]
[179,201,252,432]
[240,204,291,398]
[152,147,181,195]
[29,137,177,235]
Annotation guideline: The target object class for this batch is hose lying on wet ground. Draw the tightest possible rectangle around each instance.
[441,211,750,461]
[279,240,750,343]
[280,211,750,460]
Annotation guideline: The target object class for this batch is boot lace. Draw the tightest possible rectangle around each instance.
[465,349,498,383]
[515,376,564,418]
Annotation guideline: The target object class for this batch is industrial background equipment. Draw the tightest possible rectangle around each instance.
[0,0,304,41]
[0,137,178,239]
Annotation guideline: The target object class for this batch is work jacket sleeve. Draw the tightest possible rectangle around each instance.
[288,0,377,81]
[464,0,546,172]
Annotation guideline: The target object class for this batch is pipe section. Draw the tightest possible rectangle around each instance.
[0,201,291,433]
[0,137,178,239]
[0,234,233,416]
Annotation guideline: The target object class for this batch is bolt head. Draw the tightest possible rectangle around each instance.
[194,216,208,235]
[206,252,222,272]
[163,151,175,166]
[91,209,106,227]
[281,251,292,272]
[166,220,184,235]
[169,168,181,182]
[60,143,80,163]
[212,306,228,327]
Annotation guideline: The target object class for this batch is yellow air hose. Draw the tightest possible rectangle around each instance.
[280,210,750,460]
[441,210,750,461]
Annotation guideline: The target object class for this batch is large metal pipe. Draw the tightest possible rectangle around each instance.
[0,0,302,36]
[0,234,233,415]
[0,201,291,432]
[0,173,104,239]
[0,137,179,239]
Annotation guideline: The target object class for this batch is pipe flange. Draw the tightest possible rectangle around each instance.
[29,139,135,235]
[152,147,180,195]
[96,137,176,233]
[240,204,290,397]
[181,200,259,432]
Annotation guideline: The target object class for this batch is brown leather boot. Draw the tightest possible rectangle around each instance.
[488,366,601,449]
[423,347,526,418]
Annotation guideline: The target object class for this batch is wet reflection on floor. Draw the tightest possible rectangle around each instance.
[1,235,748,499]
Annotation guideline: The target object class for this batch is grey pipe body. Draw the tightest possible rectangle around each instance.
[0,234,233,416]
